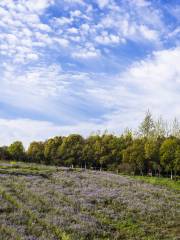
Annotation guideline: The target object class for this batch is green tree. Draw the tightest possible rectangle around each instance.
[8,141,25,161]
[27,141,44,163]
[0,146,10,160]
[154,116,167,138]
[93,135,104,170]
[123,139,145,175]
[174,146,180,178]
[83,134,103,168]
[82,138,94,169]
[123,128,133,147]
[57,134,84,167]
[44,136,63,165]
[144,137,163,175]
[171,118,180,138]
[139,110,155,138]
[98,134,124,170]
[160,138,178,179]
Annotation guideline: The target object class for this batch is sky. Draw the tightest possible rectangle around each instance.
[0,0,180,146]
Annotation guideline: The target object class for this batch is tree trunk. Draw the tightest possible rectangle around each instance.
[174,170,177,180]
[170,170,173,180]
[85,162,87,170]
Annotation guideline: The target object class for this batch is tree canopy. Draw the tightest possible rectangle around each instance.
[1,112,180,178]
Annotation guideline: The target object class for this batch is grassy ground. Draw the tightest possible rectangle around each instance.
[0,161,179,240]
[131,175,180,191]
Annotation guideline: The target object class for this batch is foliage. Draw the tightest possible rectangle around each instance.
[8,141,25,161]
[160,138,179,173]
[1,112,180,178]
[0,146,10,160]
[44,136,63,165]
[57,134,84,167]
[138,110,155,138]
[122,139,145,175]
[27,141,45,163]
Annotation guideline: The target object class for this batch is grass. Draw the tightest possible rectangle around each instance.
[0,161,56,178]
[0,161,179,240]
[131,175,180,191]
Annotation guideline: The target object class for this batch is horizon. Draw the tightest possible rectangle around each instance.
[0,0,180,146]
[1,113,180,149]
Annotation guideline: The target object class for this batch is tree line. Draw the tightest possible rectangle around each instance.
[0,112,180,178]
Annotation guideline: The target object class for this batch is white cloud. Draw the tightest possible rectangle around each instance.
[84,47,180,130]
[0,47,180,146]
[72,47,101,59]
[94,2,163,45]
[26,53,39,61]
[139,25,159,41]
[53,17,73,26]
[168,27,180,38]
[0,0,179,146]
[95,33,121,45]
[81,24,90,32]
[25,0,54,12]
[1,64,66,98]
[68,27,79,34]
[97,0,109,9]
[0,0,169,67]
[0,118,106,148]
[0,118,64,148]
[70,10,81,17]
[130,0,150,7]
[54,38,69,47]
[64,0,84,5]
[0,0,54,64]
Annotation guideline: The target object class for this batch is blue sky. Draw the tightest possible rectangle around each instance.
[0,0,180,146]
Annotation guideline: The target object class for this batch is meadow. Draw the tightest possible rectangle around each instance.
[0,161,179,240]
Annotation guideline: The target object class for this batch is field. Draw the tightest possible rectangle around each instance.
[0,162,179,240]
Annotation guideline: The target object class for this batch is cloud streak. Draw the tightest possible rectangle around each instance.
[0,0,179,145]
